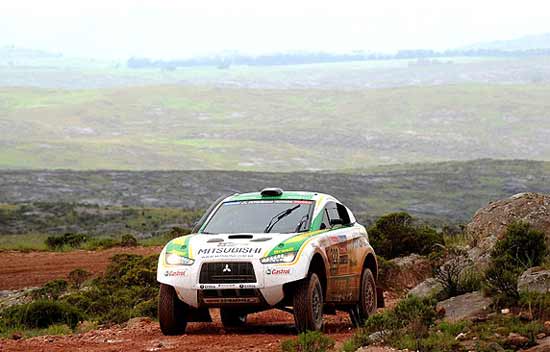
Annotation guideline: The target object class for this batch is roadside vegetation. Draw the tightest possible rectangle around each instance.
[0,254,158,338]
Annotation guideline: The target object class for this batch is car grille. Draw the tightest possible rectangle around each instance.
[199,262,256,284]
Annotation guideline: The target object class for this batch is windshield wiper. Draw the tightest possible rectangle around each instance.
[264,205,301,233]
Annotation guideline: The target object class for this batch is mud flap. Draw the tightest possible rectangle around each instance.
[187,307,212,322]
[376,287,385,308]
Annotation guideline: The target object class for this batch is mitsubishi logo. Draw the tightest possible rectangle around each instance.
[222,264,232,273]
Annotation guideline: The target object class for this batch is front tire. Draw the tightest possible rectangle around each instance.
[220,308,247,327]
[350,268,377,327]
[159,284,188,335]
[293,273,324,332]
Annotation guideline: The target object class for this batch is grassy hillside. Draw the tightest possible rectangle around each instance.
[1,84,550,171]
[1,160,549,224]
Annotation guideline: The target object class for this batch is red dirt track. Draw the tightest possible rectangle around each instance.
[0,246,161,290]
[0,248,392,352]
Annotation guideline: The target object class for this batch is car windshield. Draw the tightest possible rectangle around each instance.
[201,200,313,234]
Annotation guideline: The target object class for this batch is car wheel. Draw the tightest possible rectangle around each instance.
[220,308,247,327]
[293,272,324,332]
[351,267,377,326]
[159,283,188,335]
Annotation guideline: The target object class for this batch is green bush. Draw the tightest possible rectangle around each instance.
[368,212,442,259]
[435,250,482,299]
[61,254,159,325]
[2,300,84,329]
[344,296,438,351]
[519,292,550,320]
[45,233,87,250]
[83,237,119,250]
[485,222,548,304]
[31,279,68,300]
[281,331,335,352]
[491,222,547,269]
[67,268,92,289]
[120,234,138,247]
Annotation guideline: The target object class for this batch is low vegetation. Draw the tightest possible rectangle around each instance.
[368,212,443,259]
[281,331,335,352]
[0,254,159,337]
[485,222,548,305]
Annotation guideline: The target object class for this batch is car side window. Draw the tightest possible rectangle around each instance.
[320,209,330,230]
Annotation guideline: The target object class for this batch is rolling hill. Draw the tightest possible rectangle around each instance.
[1,84,550,171]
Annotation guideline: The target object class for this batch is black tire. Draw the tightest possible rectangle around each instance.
[159,284,188,335]
[220,308,247,327]
[351,267,377,327]
[293,273,324,332]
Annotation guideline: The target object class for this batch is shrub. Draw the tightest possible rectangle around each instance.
[485,222,548,304]
[344,296,438,351]
[518,292,550,320]
[491,222,547,269]
[120,234,138,247]
[2,300,84,329]
[281,331,335,352]
[61,254,159,325]
[67,268,92,289]
[435,249,482,299]
[31,279,68,300]
[45,233,87,250]
[368,212,442,258]
[84,237,119,250]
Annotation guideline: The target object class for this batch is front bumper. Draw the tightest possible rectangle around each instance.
[158,257,305,308]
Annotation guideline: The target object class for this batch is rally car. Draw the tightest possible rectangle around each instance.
[157,188,381,334]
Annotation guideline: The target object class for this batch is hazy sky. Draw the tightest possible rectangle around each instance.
[1,0,550,59]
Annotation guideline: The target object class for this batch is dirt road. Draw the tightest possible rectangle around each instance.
[0,246,161,290]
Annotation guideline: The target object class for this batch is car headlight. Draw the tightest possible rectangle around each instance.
[260,251,297,264]
[165,252,194,266]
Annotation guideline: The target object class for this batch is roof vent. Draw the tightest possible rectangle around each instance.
[260,187,283,197]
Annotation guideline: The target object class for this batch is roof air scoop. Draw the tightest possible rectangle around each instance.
[260,187,283,197]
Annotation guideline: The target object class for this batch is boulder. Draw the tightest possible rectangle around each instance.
[379,254,433,292]
[467,192,550,244]
[436,291,492,322]
[506,333,529,347]
[518,267,550,294]
[408,278,444,298]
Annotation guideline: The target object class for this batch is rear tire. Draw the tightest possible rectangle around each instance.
[293,273,324,332]
[220,308,247,327]
[350,268,377,327]
[159,284,188,335]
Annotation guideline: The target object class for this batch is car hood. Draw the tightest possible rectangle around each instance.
[169,233,301,260]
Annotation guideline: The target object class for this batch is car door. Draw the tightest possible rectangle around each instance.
[323,201,362,302]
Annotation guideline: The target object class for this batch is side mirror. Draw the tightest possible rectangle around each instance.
[329,218,344,226]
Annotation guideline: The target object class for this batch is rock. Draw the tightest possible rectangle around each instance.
[537,333,547,339]
[545,321,550,334]
[125,317,152,329]
[466,192,550,248]
[501,308,510,315]
[484,342,505,352]
[455,332,468,341]
[518,267,550,294]
[408,278,444,298]
[523,336,550,351]
[11,332,23,340]
[506,332,529,347]
[380,254,433,292]
[437,291,492,322]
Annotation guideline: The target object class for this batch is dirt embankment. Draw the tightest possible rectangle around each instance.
[0,246,161,290]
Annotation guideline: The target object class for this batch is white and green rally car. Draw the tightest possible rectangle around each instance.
[157,188,381,334]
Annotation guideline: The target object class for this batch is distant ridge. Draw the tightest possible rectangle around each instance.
[463,32,550,51]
